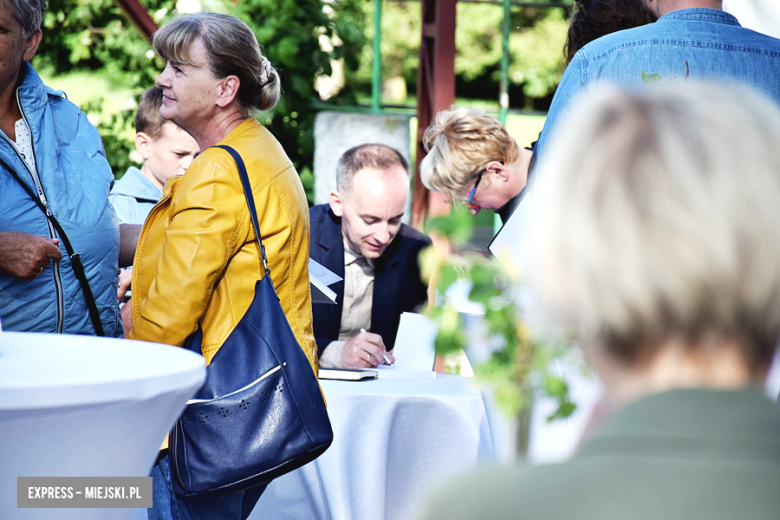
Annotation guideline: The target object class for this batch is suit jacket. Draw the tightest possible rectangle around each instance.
[309,204,431,357]
[419,388,780,520]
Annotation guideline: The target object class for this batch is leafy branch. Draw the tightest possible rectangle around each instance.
[422,207,576,423]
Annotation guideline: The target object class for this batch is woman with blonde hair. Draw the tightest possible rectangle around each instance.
[420,107,533,222]
[421,3,655,227]
[126,12,318,520]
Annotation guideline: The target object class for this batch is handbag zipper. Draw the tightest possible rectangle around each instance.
[186,365,281,404]
[3,91,65,332]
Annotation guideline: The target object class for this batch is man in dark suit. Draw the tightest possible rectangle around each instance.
[310,144,430,369]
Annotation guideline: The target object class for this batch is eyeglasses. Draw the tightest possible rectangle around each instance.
[463,168,486,210]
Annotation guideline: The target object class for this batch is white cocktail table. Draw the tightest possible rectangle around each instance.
[0,332,205,520]
[251,374,494,520]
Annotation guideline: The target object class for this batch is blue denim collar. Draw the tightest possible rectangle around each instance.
[659,8,740,26]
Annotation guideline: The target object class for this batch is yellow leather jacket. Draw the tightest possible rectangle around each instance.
[127,119,318,373]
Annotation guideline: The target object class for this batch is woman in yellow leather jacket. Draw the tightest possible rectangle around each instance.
[126,13,317,520]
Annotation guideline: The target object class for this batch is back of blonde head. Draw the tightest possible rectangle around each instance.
[153,13,280,112]
[421,107,519,202]
[530,82,780,372]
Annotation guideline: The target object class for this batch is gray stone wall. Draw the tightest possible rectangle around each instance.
[313,112,413,220]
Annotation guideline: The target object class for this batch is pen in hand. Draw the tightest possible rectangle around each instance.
[360,328,394,366]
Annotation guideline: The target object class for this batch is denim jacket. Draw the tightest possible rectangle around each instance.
[536,9,780,162]
[109,166,161,225]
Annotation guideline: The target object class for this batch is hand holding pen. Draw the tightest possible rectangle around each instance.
[341,328,395,369]
[361,328,394,367]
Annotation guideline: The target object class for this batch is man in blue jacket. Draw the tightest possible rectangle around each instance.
[0,0,121,337]
[534,0,780,163]
[310,144,431,369]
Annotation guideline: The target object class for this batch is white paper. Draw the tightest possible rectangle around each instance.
[372,365,436,379]
[310,274,338,304]
[309,258,341,304]
[390,312,437,371]
[309,258,342,286]
[488,192,535,266]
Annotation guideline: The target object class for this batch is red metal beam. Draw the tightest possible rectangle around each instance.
[114,0,159,41]
[412,0,457,230]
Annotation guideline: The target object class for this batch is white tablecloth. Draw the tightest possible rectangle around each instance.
[250,374,494,520]
[0,332,205,520]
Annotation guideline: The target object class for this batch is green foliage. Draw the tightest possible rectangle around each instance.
[235,0,366,175]
[348,1,573,105]
[507,8,570,99]
[455,4,504,82]
[351,0,421,87]
[543,374,576,421]
[421,209,576,425]
[426,206,474,246]
[299,166,315,206]
[329,0,371,73]
[33,0,367,195]
[642,70,663,84]
[35,0,177,88]
[34,0,187,175]
[81,98,137,179]
[432,306,467,355]
[33,0,570,184]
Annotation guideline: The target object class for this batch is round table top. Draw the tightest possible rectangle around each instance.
[0,332,205,410]
[320,373,481,398]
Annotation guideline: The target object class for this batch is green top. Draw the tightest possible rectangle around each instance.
[418,388,780,520]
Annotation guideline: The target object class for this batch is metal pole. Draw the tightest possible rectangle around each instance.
[413,0,457,230]
[372,0,383,114]
[498,0,510,125]
[496,0,511,233]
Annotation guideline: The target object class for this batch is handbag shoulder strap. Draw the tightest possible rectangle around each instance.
[0,156,105,336]
[214,145,272,280]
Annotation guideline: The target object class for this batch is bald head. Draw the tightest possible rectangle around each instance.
[335,144,409,195]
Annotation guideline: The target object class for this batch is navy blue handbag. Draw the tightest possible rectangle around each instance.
[169,145,333,499]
